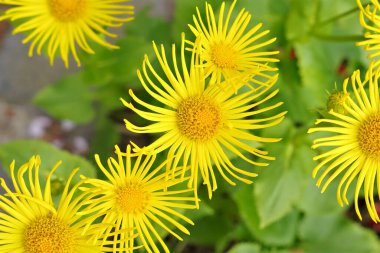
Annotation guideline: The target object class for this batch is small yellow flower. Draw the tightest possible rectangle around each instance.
[188,0,279,85]
[357,0,380,72]
[0,156,105,253]
[308,68,380,222]
[0,0,134,67]
[122,34,285,202]
[79,145,197,253]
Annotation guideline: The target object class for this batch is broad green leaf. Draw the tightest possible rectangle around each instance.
[276,55,316,125]
[33,73,95,124]
[186,210,234,246]
[285,0,319,42]
[295,38,340,109]
[0,140,96,186]
[297,178,346,215]
[234,184,299,247]
[227,243,261,253]
[254,119,317,227]
[299,214,380,253]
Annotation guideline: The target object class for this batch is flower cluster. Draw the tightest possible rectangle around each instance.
[0,0,283,252]
[308,0,380,222]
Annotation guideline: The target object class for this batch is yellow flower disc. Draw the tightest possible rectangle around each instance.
[24,215,74,253]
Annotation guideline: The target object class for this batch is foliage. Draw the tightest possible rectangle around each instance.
[0,0,379,252]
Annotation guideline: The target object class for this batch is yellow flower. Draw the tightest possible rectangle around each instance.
[122,34,285,202]
[357,0,380,72]
[187,0,279,85]
[308,68,380,222]
[79,145,197,253]
[0,0,134,67]
[0,156,105,253]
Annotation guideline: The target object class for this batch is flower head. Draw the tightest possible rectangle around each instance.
[357,0,380,72]
[79,145,197,253]
[0,156,104,253]
[0,0,134,67]
[122,34,285,202]
[188,0,279,85]
[308,68,380,222]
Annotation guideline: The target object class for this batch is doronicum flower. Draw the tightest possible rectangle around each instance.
[0,0,134,67]
[79,145,197,253]
[187,0,279,85]
[0,156,106,253]
[122,34,286,202]
[357,0,380,72]
[308,68,380,222]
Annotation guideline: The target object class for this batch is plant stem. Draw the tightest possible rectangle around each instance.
[312,32,365,42]
[316,1,371,27]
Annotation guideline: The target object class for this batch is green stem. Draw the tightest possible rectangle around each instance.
[315,1,371,28]
[318,8,360,27]
[312,32,365,42]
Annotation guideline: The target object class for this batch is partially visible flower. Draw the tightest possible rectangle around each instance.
[187,0,279,85]
[0,156,105,252]
[308,69,380,222]
[357,0,380,72]
[0,0,134,67]
[122,34,285,202]
[79,145,197,253]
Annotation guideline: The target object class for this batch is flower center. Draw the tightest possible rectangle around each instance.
[210,43,237,69]
[24,214,74,253]
[48,0,86,22]
[358,114,380,159]
[116,182,151,214]
[177,96,222,141]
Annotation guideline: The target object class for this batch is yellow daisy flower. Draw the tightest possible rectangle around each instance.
[187,0,279,85]
[308,68,380,222]
[122,34,285,202]
[357,0,380,71]
[0,0,134,67]
[0,156,107,253]
[79,145,197,253]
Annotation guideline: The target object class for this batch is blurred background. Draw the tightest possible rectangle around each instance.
[0,0,380,252]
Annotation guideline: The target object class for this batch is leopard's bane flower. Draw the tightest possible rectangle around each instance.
[0,0,134,67]
[357,0,380,72]
[122,34,285,202]
[0,156,104,253]
[188,0,279,85]
[79,145,197,253]
[308,69,380,222]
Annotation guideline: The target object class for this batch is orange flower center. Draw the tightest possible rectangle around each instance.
[358,114,380,159]
[48,0,86,22]
[116,182,151,214]
[177,96,222,141]
[210,43,237,70]
[24,214,74,253]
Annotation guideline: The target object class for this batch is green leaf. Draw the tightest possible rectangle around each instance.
[294,38,338,109]
[33,73,95,124]
[186,210,234,246]
[297,178,346,215]
[276,55,315,124]
[0,140,97,186]
[227,243,261,253]
[254,119,317,227]
[285,0,319,41]
[234,184,299,247]
[299,214,380,253]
